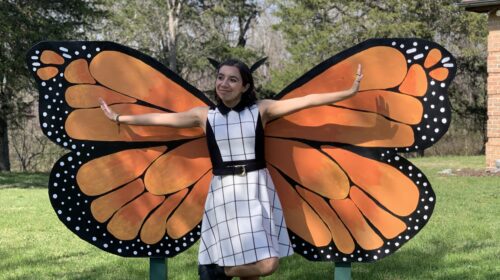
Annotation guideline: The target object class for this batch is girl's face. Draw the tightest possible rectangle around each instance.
[215,65,249,107]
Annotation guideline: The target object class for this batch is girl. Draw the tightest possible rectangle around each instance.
[100,59,363,279]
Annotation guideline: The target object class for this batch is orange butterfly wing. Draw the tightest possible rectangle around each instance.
[266,38,455,262]
[27,41,214,257]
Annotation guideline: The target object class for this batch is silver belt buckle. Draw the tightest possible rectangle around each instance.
[233,165,246,176]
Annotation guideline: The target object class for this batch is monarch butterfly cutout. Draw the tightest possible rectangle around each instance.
[27,38,456,262]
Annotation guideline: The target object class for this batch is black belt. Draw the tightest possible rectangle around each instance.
[212,160,266,176]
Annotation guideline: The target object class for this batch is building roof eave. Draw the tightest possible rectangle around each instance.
[459,0,500,12]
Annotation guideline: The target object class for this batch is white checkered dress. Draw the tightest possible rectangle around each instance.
[198,104,293,266]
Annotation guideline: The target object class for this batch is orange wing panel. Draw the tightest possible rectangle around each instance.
[66,105,204,142]
[37,67,59,80]
[398,64,427,96]
[145,138,211,195]
[296,187,355,254]
[77,146,166,196]
[323,146,419,216]
[268,166,331,247]
[424,48,442,68]
[283,46,407,99]
[107,192,165,240]
[140,189,188,244]
[89,51,206,112]
[266,138,349,199]
[349,186,406,239]
[64,59,96,84]
[40,50,64,64]
[90,178,145,223]
[429,68,449,81]
[166,172,212,239]
[335,90,423,125]
[66,85,136,108]
[266,106,414,148]
[330,198,383,250]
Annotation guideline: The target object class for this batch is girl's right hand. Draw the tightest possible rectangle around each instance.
[99,98,119,122]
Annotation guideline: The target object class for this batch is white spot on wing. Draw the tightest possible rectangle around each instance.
[413,54,424,60]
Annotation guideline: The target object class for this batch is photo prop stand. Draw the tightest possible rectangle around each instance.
[26,38,456,279]
[150,258,167,280]
[335,262,351,279]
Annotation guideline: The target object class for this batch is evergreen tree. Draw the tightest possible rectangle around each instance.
[0,0,106,170]
[272,0,487,153]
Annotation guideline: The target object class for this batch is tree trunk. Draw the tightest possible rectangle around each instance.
[237,17,247,47]
[237,9,258,47]
[0,75,11,171]
[0,119,11,171]
[166,0,183,73]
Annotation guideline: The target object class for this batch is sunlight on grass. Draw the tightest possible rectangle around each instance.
[0,156,498,279]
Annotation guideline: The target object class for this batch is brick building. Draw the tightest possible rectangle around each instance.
[461,0,500,169]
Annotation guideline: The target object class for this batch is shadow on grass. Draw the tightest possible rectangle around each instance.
[275,233,498,280]
[354,236,498,280]
[0,248,148,280]
[0,172,49,189]
[172,256,199,279]
[0,235,497,279]
[355,237,450,280]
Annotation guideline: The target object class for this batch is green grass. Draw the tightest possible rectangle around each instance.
[0,172,49,189]
[0,156,498,279]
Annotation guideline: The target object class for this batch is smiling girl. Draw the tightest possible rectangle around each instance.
[100,59,362,279]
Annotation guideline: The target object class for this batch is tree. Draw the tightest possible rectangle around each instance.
[10,114,55,171]
[180,0,265,94]
[0,0,106,171]
[272,0,488,155]
[101,0,265,92]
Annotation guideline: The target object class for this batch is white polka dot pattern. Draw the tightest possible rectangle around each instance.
[27,41,214,258]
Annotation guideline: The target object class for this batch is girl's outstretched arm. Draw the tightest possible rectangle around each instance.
[99,98,208,129]
[260,64,363,125]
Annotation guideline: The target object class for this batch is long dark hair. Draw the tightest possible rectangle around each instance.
[215,59,257,105]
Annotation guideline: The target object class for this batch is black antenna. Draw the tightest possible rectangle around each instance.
[250,57,267,73]
[207,57,220,69]
[208,57,267,72]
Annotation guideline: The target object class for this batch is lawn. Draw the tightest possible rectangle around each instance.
[0,156,498,279]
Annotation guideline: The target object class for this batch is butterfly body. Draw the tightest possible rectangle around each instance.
[27,38,455,262]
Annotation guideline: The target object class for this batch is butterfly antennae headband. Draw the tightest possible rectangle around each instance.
[208,57,268,73]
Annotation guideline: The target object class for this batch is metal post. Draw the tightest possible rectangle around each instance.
[334,262,351,280]
[150,258,167,280]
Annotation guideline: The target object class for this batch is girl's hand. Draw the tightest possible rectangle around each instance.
[351,64,363,93]
[99,98,119,122]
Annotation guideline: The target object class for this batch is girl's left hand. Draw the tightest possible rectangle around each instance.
[99,98,119,122]
[351,64,363,93]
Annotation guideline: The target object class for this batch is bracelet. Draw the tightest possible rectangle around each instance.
[114,114,121,134]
